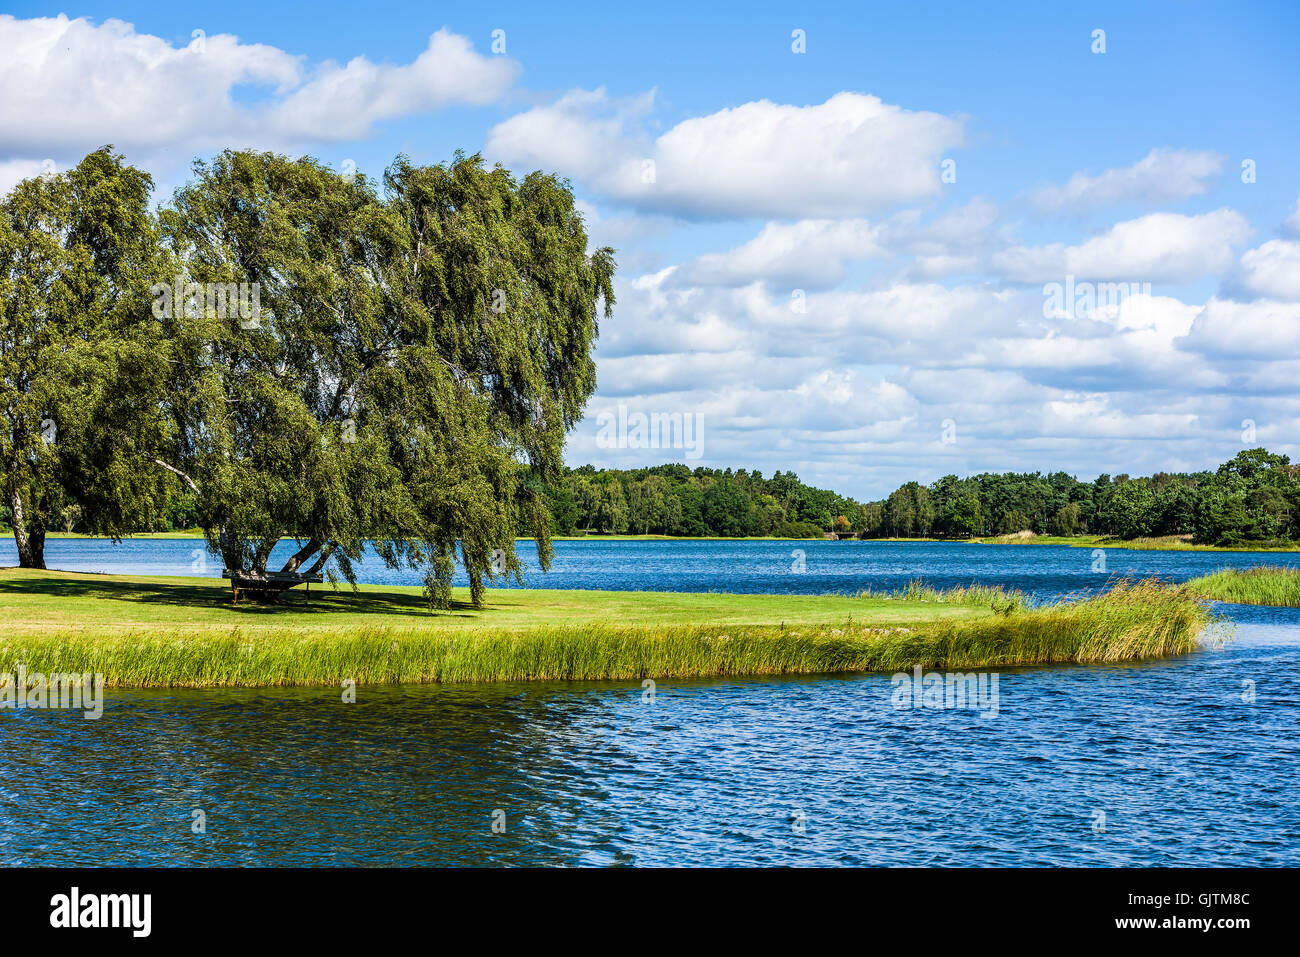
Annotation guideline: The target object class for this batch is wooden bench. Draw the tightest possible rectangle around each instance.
[222,569,324,604]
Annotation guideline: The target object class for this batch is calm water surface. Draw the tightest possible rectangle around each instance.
[2,539,1297,866]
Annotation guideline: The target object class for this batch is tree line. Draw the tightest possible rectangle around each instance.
[868,448,1300,545]
[527,448,1300,546]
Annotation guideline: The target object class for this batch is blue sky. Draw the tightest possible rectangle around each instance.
[3,3,1298,498]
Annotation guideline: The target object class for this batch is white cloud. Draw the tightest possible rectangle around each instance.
[487,90,964,219]
[0,16,516,166]
[891,198,1001,253]
[794,370,856,406]
[578,252,1288,493]
[675,219,883,288]
[0,159,52,198]
[1236,240,1300,300]
[1032,148,1224,210]
[1181,297,1300,359]
[1038,399,1198,440]
[994,209,1250,283]
[265,30,520,140]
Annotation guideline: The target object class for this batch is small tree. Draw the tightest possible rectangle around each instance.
[1049,502,1082,536]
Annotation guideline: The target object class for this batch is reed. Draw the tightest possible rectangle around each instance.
[1184,565,1300,606]
[857,580,1029,614]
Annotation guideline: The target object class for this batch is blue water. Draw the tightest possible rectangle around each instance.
[1,539,1297,866]
[10,536,1300,599]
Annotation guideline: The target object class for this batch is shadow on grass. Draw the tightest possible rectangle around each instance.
[0,570,486,619]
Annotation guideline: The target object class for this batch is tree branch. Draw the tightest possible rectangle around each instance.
[149,458,199,494]
[279,537,323,574]
[302,542,337,577]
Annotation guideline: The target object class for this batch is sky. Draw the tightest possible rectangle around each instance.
[2,2,1298,499]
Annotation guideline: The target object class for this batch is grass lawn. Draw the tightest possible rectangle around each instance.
[0,568,986,635]
[0,570,1209,687]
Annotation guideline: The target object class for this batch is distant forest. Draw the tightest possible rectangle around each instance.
[535,448,1300,546]
[26,448,1300,548]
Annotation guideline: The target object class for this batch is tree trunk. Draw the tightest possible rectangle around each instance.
[9,488,46,569]
[217,523,243,576]
[302,543,335,577]
[279,538,322,574]
[252,534,280,575]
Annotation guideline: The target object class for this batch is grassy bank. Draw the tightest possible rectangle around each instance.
[1185,566,1300,606]
[970,533,1300,552]
[0,570,1209,687]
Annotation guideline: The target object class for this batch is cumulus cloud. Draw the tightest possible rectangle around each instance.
[1234,240,1300,301]
[889,198,1001,253]
[485,87,654,184]
[1032,148,1225,210]
[573,248,1300,494]
[486,89,964,219]
[674,219,884,288]
[0,15,516,168]
[1181,298,1300,359]
[993,209,1250,283]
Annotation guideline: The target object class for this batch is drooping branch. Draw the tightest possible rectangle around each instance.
[149,457,199,494]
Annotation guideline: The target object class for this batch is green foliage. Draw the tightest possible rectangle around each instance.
[866,453,1298,545]
[1049,502,1083,536]
[540,449,1300,546]
[153,149,614,604]
[1100,478,1156,538]
[0,148,171,567]
[543,466,851,537]
[1192,450,1297,545]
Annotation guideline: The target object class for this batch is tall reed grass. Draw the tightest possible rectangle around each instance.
[1185,565,1300,606]
[857,580,1028,614]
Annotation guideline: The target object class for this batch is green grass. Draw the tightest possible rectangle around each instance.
[0,570,1210,687]
[1185,565,1300,606]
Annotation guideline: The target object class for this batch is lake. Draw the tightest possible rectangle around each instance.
[2,538,1297,866]
[11,536,1300,596]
